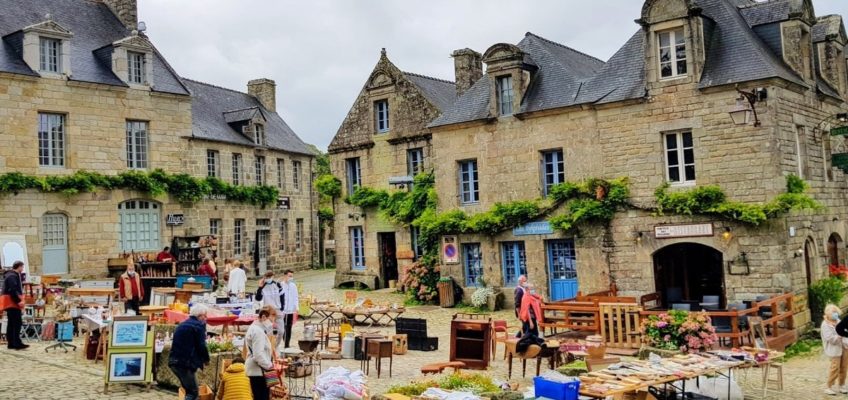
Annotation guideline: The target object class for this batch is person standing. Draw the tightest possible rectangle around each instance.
[280,270,299,349]
[118,261,144,315]
[256,271,285,346]
[246,306,276,400]
[519,283,543,338]
[168,305,210,400]
[227,262,247,297]
[514,275,527,337]
[198,257,218,291]
[824,304,848,395]
[1,261,27,350]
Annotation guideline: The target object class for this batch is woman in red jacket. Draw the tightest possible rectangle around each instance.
[519,283,543,338]
[197,257,218,290]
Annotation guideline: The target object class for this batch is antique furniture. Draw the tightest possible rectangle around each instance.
[449,315,491,370]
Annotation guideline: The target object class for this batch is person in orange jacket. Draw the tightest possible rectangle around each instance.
[1,261,27,350]
[118,260,144,315]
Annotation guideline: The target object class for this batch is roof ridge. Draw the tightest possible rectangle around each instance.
[738,0,788,10]
[524,32,605,65]
[402,71,455,85]
[182,77,252,96]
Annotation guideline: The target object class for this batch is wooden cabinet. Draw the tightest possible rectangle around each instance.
[449,316,491,370]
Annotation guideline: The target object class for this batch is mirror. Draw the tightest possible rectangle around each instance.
[747,316,768,349]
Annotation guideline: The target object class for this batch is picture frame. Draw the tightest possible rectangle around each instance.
[105,347,153,383]
[110,316,150,348]
[747,316,768,349]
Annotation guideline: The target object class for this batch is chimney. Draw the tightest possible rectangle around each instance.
[248,78,277,112]
[452,48,483,97]
[102,0,138,30]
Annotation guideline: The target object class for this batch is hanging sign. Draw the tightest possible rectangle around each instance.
[513,221,553,236]
[165,214,185,226]
[833,153,848,173]
[830,126,848,136]
[277,197,290,210]
[654,223,713,239]
[442,236,459,264]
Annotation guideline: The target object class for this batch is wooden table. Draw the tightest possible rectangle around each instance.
[366,339,393,378]
[138,305,167,320]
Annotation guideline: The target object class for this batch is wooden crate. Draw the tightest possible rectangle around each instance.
[392,334,408,355]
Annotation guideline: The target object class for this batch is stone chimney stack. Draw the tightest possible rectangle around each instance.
[452,48,483,97]
[248,79,277,112]
[102,0,138,30]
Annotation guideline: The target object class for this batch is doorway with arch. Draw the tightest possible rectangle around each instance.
[653,243,725,309]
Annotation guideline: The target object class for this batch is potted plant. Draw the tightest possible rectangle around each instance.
[639,310,718,359]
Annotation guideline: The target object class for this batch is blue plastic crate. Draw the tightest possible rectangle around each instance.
[533,376,580,400]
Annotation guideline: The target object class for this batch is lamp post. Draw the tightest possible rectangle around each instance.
[729,86,767,127]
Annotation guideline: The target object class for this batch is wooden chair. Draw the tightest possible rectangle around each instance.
[491,320,513,360]
[322,318,344,349]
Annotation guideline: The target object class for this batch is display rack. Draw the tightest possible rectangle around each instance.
[170,235,218,275]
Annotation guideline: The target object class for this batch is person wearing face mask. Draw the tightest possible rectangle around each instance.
[246,306,277,400]
[823,304,848,395]
[169,305,210,400]
[256,271,286,346]
[118,258,144,315]
[279,270,299,348]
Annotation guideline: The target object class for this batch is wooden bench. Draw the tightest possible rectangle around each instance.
[420,361,466,374]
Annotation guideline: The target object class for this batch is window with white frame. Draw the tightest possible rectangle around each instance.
[350,226,365,270]
[126,120,148,169]
[254,124,265,146]
[658,28,687,79]
[255,156,265,185]
[277,158,285,189]
[295,218,304,251]
[464,243,483,286]
[127,51,146,84]
[232,153,242,185]
[279,219,288,252]
[407,148,424,177]
[39,37,60,73]
[209,219,221,236]
[496,75,514,115]
[346,157,361,194]
[375,100,389,133]
[292,160,301,190]
[118,200,160,251]
[207,150,219,178]
[38,113,65,167]
[234,219,244,256]
[458,159,479,204]
[664,131,695,184]
[541,149,565,196]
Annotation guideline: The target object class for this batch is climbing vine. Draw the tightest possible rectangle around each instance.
[0,169,279,206]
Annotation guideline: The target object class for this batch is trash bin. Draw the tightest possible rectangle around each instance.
[438,280,455,308]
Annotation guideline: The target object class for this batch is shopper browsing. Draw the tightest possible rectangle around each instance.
[255,271,286,346]
[198,257,218,290]
[824,304,848,395]
[1,261,27,350]
[118,260,144,315]
[216,356,252,400]
[246,306,277,400]
[168,305,211,400]
[280,269,299,348]
[227,262,247,296]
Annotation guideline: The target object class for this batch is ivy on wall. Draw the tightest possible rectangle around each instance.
[0,169,279,206]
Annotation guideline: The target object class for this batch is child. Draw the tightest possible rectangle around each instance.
[217,357,252,400]
[822,304,848,395]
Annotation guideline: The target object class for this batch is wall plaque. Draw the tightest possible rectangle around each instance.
[442,236,459,264]
[654,223,713,239]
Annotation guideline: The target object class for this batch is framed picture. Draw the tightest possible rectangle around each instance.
[106,349,151,383]
[747,316,768,349]
[110,316,149,348]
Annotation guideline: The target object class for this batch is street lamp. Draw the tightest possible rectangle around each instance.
[729,86,767,127]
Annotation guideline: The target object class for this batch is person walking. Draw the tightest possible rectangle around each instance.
[280,270,299,348]
[1,261,27,350]
[256,271,285,346]
[519,283,543,339]
[118,260,144,315]
[227,262,247,297]
[246,306,276,400]
[169,305,210,400]
[216,356,252,400]
[824,304,848,395]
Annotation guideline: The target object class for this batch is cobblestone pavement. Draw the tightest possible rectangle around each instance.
[0,268,840,399]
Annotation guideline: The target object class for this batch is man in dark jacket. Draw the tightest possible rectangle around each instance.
[168,305,210,400]
[1,261,27,350]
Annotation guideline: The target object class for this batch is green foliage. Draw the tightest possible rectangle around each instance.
[314,174,342,198]
[786,174,807,194]
[783,333,822,359]
[548,178,630,233]
[382,173,436,225]
[386,372,501,396]
[345,186,389,208]
[318,207,334,222]
[808,277,846,325]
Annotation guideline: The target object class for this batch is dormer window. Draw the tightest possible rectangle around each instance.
[658,28,687,79]
[127,51,146,84]
[375,100,389,133]
[110,34,154,87]
[39,37,61,73]
[496,75,514,115]
[254,124,265,146]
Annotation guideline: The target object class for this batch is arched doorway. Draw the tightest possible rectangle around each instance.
[804,237,817,286]
[653,243,724,309]
[828,233,843,266]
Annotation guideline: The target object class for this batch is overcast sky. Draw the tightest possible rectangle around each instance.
[140,0,848,152]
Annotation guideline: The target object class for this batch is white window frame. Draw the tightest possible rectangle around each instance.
[496,75,514,116]
[458,159,479,204]
[234,219,244,256]
[232,153,242,185]
[277,158,285,189]
[255,156,265,185]
[295,218,304,252]
[375,100,389,133]
[541,149,565,197]
[39,37,61,73]
[118,200,160,251]
[292,160,301,190]
[127,51,146,85]
[407,148,424,177]
[254,124,265,146]
[209,219,221,236]
[126,120,148,169]
[658,28,687,79]
[279,219,288,253]
[346,157,361,194]
[38,113,65,167]
[350,226,365,270]
[663,131,696,185]
[207,150,219,178]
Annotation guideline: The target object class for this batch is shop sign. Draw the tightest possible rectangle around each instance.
[654,223,713,239]
[277,197,290,210]
[513,221,553,236]
[442,236,459,264]
[202,194,227,200]
[165,214,185,226]
[831,126,848,136]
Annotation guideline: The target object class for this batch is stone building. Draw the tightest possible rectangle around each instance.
[332,0,848,325]
[0,0,316,278]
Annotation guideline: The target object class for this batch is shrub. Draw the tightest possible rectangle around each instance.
[314,174,342,198]
[808,277,846,325]
[470,287,494,308]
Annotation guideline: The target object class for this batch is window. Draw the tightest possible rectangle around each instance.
[126,121,148,169]
[350,226,365,270]
[118,200,160,251]
[796,125,808,179]
[255,156,265,185]
[234,219,244,256]
[39,37,60,73]
[541,149,565,196]
[292,160,301,190]
[295,218,304,251]
[464,243,483,286]
[458,160,479,204]
[411,227,422,260]
[501,241,527,287]
[279,219,288,252]
[207,150,219,178]
[407,148,424,177]
[209,219,221,236]
[38,113,65,167]
[548,240,577,280]
[663,131,695,184]
[496,75,514,115]
[346,157,361,194]
[127,51,146,84]
[254,124,265,146]
[277,158,285,189]
[232,153,242,185]
[658,28,687,79]
[375,100,389,133]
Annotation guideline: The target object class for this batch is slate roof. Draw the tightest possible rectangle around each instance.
[0,0,188,95]
[402,72,456,113]
[813,15,846,42]
[739,0,795,26]
[183,79,313,156]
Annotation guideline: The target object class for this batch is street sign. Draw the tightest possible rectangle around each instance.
[833,153,848,173]
[165,214,184,226]
[277,197,290,210]
[831,126,848,136]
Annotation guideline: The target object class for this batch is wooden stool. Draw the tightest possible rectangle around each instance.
[366,338,393,378]
[761,362,784,397]
[392,334,408,355]
[420,361,467,375]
